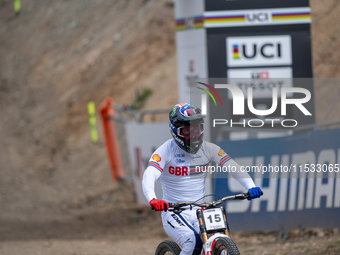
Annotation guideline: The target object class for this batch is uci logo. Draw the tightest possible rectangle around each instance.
[227,35,292,67]
[246,12,269,22]
[234,43,281,59]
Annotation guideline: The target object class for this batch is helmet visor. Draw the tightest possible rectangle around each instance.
[177,123,204,139]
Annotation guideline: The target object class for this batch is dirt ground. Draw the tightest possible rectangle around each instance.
[0,182,339,255]
[1,0,340,254]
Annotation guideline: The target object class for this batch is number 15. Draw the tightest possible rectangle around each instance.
[207,214,221,223]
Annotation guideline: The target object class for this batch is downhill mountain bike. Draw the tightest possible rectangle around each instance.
[154,191,263,255]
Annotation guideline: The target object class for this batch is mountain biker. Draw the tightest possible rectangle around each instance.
[142,103,262,255]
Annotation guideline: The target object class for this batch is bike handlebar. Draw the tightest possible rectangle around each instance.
[168,191,263,209]
[150,191,263,212]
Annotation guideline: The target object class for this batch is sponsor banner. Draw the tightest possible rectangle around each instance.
[204,7,311,28]
[214,128,340,231]
[226,35,292,67]
[227,67,293,98]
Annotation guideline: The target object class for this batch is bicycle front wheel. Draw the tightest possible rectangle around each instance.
[155,240,182,255]
[212,237,240,255]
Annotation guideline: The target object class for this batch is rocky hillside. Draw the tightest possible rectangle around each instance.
[0,0,177,220]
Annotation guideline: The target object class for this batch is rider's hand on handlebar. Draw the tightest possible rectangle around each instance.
[150,198,169,212]
[247,187,262,200]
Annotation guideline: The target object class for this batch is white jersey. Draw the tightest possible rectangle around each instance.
[142,139,255,203]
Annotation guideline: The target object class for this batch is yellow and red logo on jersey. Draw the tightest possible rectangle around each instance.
[152,154,161,162]
[218,149,225,157]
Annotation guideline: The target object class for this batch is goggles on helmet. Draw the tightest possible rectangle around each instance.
[177,123,204,139]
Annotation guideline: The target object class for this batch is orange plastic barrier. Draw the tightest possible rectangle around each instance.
[99,98,126,180]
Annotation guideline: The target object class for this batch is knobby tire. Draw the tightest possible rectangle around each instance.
[212,237,240,255]
[155,240,182,255]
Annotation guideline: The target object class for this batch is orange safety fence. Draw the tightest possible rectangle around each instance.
[99,98,126,180]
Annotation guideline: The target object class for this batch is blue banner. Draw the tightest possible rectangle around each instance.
[215,128,340,231]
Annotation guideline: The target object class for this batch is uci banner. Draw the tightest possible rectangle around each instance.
[175,0,314,143]
[214,128,340,231]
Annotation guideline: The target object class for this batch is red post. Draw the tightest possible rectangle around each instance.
[99,98,126,180]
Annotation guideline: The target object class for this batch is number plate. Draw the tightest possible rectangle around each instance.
[202,208,226,231]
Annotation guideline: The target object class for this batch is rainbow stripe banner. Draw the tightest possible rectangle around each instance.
[176,18,186,31]
[194,16,204,28]
[176,7,311,31]
[204,14,246,24]
[176,15,204,31]
[272,12,311,20]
